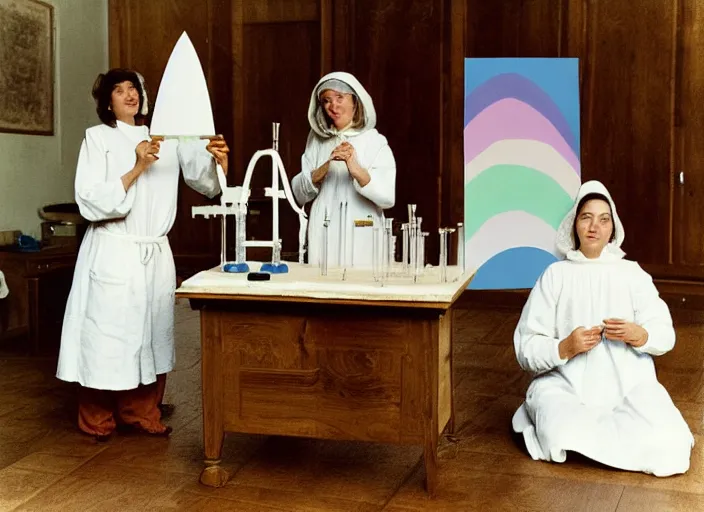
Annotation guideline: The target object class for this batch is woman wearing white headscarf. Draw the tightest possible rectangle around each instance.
[291,72,396,268]
[512,180,694,476]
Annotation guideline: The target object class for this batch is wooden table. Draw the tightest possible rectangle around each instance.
[176,263,472,496]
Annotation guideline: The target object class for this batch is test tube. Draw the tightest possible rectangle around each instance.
[414,229,424,281]
[372,225,381,280]
[457,222,465,273]
[385,218,393,277]
[401,224,409,272]
[272,122,280,151]
[391,234,397,272]
[416,216,423,266]
[408,205,417,276]
[220,214,227,268]
[421,232,428,274]
[321,212,330,276]
[338,202,344,267]
[439,228,448,283]
[235,203,247,263]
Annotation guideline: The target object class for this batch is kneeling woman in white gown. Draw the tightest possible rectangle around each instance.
[512,180,694,476]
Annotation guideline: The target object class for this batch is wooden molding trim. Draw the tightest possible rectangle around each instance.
[455,278,704,311]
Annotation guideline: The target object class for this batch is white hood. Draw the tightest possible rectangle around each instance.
[556,180,625,260]
[0,270,8,299]
[307,72,377,138]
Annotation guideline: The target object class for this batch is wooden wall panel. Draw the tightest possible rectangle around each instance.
[580,0,677,265]
[442,0,466,257]
[243,0,318,23]
[464,0,564,57]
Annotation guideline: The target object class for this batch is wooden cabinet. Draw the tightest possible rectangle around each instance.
[0,247,77,355]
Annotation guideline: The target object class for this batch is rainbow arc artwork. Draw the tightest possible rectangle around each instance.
[464,58,581,290]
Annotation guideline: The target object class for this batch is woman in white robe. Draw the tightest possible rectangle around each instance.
[291,72,396,268]
[56,68,229,439]
[512,180,694,476]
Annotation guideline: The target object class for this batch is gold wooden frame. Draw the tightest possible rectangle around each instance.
[0,0,54,135]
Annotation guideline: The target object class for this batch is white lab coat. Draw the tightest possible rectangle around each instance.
[291,72,396,268]
[512,181,694,477]
[56,120,219,391]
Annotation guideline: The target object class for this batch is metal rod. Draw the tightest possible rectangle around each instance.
[220,214,227,268]
[271,124,280,260]
[272,122,280,151]
[401,224,409,272]
[385,218,393,277]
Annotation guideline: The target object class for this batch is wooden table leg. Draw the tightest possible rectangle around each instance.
[199,309,229,487]
[424,429,439,497]
[200,434,228,487]
[424,315,440,497]
[447,308,456,435]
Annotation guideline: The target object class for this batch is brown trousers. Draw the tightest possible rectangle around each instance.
[78,374,168,436]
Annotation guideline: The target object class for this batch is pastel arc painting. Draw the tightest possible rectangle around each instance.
[464,58,581,289]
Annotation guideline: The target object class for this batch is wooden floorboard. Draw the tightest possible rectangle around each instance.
[0,299,703,510]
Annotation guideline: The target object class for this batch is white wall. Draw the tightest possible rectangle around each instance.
[0,0,108,238]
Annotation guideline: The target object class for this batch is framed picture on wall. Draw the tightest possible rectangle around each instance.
[0,0,54,135]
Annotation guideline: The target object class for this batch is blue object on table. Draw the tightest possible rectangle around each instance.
[260,262,289,274]
[223,262,249,273]
[17,235,40,252]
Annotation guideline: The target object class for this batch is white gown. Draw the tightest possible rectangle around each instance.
[291,72,396,268]
[56,120,219,391]
[513,180,694,477]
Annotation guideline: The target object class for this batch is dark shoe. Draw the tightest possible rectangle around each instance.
[95,433,112,443]
[158,403,175,419]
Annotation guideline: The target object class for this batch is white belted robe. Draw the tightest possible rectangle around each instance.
[57,121,219,391]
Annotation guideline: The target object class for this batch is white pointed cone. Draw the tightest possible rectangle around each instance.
[150,31,216,137]
[150,32,227,192]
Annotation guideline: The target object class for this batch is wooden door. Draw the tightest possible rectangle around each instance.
[580,0,678,265]
[673,0,704,268]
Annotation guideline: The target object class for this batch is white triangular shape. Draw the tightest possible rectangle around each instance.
[150,32,216,137]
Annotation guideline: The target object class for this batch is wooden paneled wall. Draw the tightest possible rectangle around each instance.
[108,0,704,282]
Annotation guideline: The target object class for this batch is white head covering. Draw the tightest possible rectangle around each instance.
[0,270,8,299]
[556,180,625,260]
[307,71,377,138]
[135,71,149,116]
